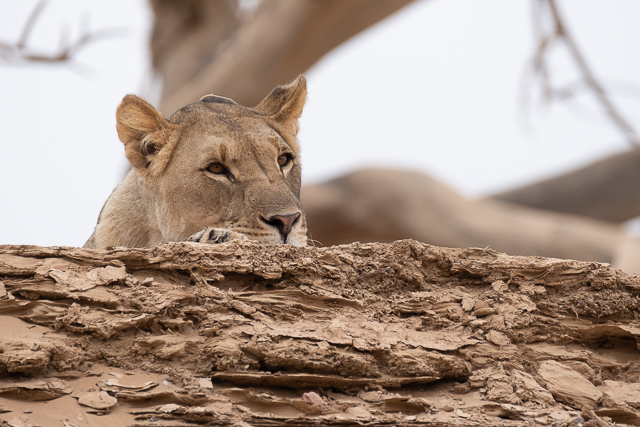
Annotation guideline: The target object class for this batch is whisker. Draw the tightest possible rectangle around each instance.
[306,238,323,247]
[305,230,323,247]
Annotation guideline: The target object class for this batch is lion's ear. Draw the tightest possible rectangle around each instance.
[254,75,307,135]
[116,95,177,177]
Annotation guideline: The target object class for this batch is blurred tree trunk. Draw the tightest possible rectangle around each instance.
[489,148,640,223]
[302,169,625,263]
[150,0,417,114]
[150,0,240,105]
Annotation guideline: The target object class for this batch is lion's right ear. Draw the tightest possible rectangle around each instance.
[254,76,307,136]
[116,95,178,177]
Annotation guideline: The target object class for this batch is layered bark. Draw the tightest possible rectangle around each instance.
[1,241,639,425]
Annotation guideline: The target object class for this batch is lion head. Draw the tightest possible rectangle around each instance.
[85,76,308,248]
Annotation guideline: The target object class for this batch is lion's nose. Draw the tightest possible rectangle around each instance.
[261,213,301,242]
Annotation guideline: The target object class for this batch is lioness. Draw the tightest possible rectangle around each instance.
[85,76,308,248]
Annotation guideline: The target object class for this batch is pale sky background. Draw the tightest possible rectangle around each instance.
[1,0,639,247]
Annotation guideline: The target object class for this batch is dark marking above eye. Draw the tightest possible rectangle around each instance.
[199,95,237,105]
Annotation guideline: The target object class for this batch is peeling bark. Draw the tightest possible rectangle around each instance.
[1,240,639,425]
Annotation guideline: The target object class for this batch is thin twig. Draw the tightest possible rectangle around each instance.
[17,0,47,50]
[547,0,639,146]
[0,2,126,66]
[523,0,640,147]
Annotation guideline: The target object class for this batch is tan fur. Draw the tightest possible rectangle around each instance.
[85,76,308,249]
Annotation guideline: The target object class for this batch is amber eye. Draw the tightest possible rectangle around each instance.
[207,163,227,174]
[277,154,292,167]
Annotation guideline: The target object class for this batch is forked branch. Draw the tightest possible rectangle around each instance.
[525,0,639,147]
[0,1,124,65]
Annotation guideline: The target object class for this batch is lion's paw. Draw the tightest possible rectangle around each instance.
[186,227,247,244]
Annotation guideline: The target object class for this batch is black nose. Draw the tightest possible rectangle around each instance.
[262,213,301,242]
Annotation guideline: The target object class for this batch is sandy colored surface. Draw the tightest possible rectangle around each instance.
[1,239,639,426]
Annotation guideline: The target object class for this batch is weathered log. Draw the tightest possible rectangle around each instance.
[1,240,639,426]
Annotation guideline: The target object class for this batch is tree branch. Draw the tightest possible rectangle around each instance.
[17,0,47,50]
[525,0,640,147]
[0,1,125,65]
[150,0,240,102]
[490,148,640,223]
[156,0,417,114]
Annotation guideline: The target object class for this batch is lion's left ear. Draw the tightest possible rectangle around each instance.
[254,75,307,135]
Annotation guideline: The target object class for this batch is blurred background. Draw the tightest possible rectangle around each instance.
[1,0,639,271]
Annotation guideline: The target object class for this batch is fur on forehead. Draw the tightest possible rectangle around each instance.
[215,131,285,163]
[169,103,301,153]
[171,76,306,134]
